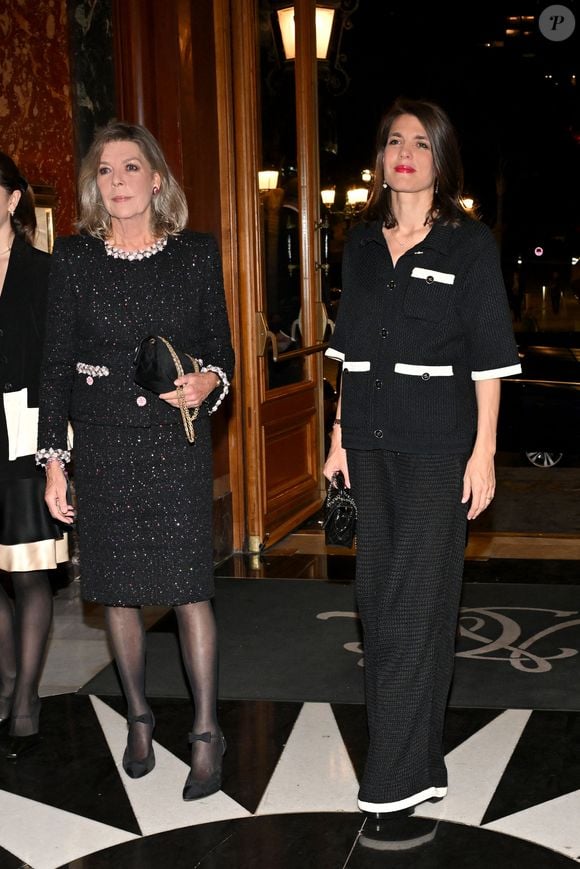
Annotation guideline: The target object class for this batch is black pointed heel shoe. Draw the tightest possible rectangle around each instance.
[182,730,227,801]
[4,700,41,761]
[122,711,156,779]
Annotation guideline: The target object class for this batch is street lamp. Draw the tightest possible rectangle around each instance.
[276,5,336,60]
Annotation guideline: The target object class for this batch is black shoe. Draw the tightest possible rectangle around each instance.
[182,730,226,801]
[4,701,42,761]
[363,808,412,821]
[0,694,13,723]
[122,711,156,779]
[360,815,439,851]
[4,732,41,761]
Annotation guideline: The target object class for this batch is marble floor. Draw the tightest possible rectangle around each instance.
[0,548,579,868]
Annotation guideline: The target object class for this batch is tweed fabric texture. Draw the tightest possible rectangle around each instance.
[348,448,468,807]
[37,231,233,606]
[73,419,213,606]
[327,216,521,454]
[38,230,234,451]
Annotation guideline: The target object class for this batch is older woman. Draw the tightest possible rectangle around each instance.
[37,122,234,799]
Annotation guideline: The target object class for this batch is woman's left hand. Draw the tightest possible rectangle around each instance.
[462,448,496,520]
[160,371,220,408]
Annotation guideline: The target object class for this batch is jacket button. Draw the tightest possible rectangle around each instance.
[422,372,430,380]
[0,354,7,364]
[380,328,389,338]
[375,379,383,389]
[387,280,395,290]
[374,429,383,438]
[426,275,434,284]
[136,395,147,406]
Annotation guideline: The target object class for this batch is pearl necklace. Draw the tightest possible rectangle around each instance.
[104,236,168,260]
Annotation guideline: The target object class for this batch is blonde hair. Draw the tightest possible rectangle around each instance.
[76,120,188,238]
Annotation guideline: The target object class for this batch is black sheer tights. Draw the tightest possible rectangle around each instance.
[105,600,219,777]
[0,571,53,736]
[175,600,219,782]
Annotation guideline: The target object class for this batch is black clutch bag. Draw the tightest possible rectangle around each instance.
[133,335,200,443]
[133,335,199,394]
[323,470,357,548]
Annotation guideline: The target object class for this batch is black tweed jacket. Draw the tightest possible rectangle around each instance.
[327,216,521,454]
[38,230,234,454]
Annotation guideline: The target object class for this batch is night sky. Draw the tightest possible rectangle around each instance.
[318,0,580,263]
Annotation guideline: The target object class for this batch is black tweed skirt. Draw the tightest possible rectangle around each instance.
[72,419,214,607]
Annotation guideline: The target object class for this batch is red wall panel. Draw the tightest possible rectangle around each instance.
[0,1,77,234]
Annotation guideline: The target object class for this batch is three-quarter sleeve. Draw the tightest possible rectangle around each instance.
[36,239,77,464]
[459,239,522,381]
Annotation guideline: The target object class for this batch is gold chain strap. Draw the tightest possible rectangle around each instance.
[157,336,200,443]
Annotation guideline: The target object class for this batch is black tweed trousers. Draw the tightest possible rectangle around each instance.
[347,448,468,809]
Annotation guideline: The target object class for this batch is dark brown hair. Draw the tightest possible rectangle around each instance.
[363,97,468,228]
[0,152,37,245]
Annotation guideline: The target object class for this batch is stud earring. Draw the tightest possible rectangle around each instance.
[153,186,159,195]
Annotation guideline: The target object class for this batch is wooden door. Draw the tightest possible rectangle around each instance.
[232,0,329,551]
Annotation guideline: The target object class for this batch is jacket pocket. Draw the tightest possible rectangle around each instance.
[341,360,371,428]
[403,267,455,323]
[391,362,457,433]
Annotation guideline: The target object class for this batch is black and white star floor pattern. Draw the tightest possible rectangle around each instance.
[0,558,579,868]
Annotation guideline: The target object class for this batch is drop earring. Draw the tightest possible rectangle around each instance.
[434,179,439,195]
[382,181,388,190]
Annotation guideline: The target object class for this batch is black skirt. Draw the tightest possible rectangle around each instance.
[0,476,69,573]
[72,418,214,607]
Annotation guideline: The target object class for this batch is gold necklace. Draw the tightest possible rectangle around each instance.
[0,241,13,256]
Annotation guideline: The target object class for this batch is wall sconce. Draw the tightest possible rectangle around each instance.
[461,196,475,210]
[258,169,280,191]
[361,168,372,183]
[346,187,369,207]
[277,5,336,61]
[321,187,336,207]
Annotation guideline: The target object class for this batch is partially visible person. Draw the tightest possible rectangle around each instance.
[324,97,521,824]
[37,122,234,800]
[549,269,563,315]
[0,153,68,759]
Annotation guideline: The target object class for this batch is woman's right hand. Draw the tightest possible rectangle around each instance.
[44,461,75,524]
[323,427,351,488]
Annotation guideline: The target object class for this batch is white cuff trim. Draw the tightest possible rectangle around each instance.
[471,363,522,380]
[343,360,371,372]
[358,786,447,814]
[325,347,345,362]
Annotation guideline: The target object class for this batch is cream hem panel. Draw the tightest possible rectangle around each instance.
[0,535,69,573]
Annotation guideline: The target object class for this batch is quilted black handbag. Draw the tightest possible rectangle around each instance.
[133,335,200,443]
[323,470,357,548]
